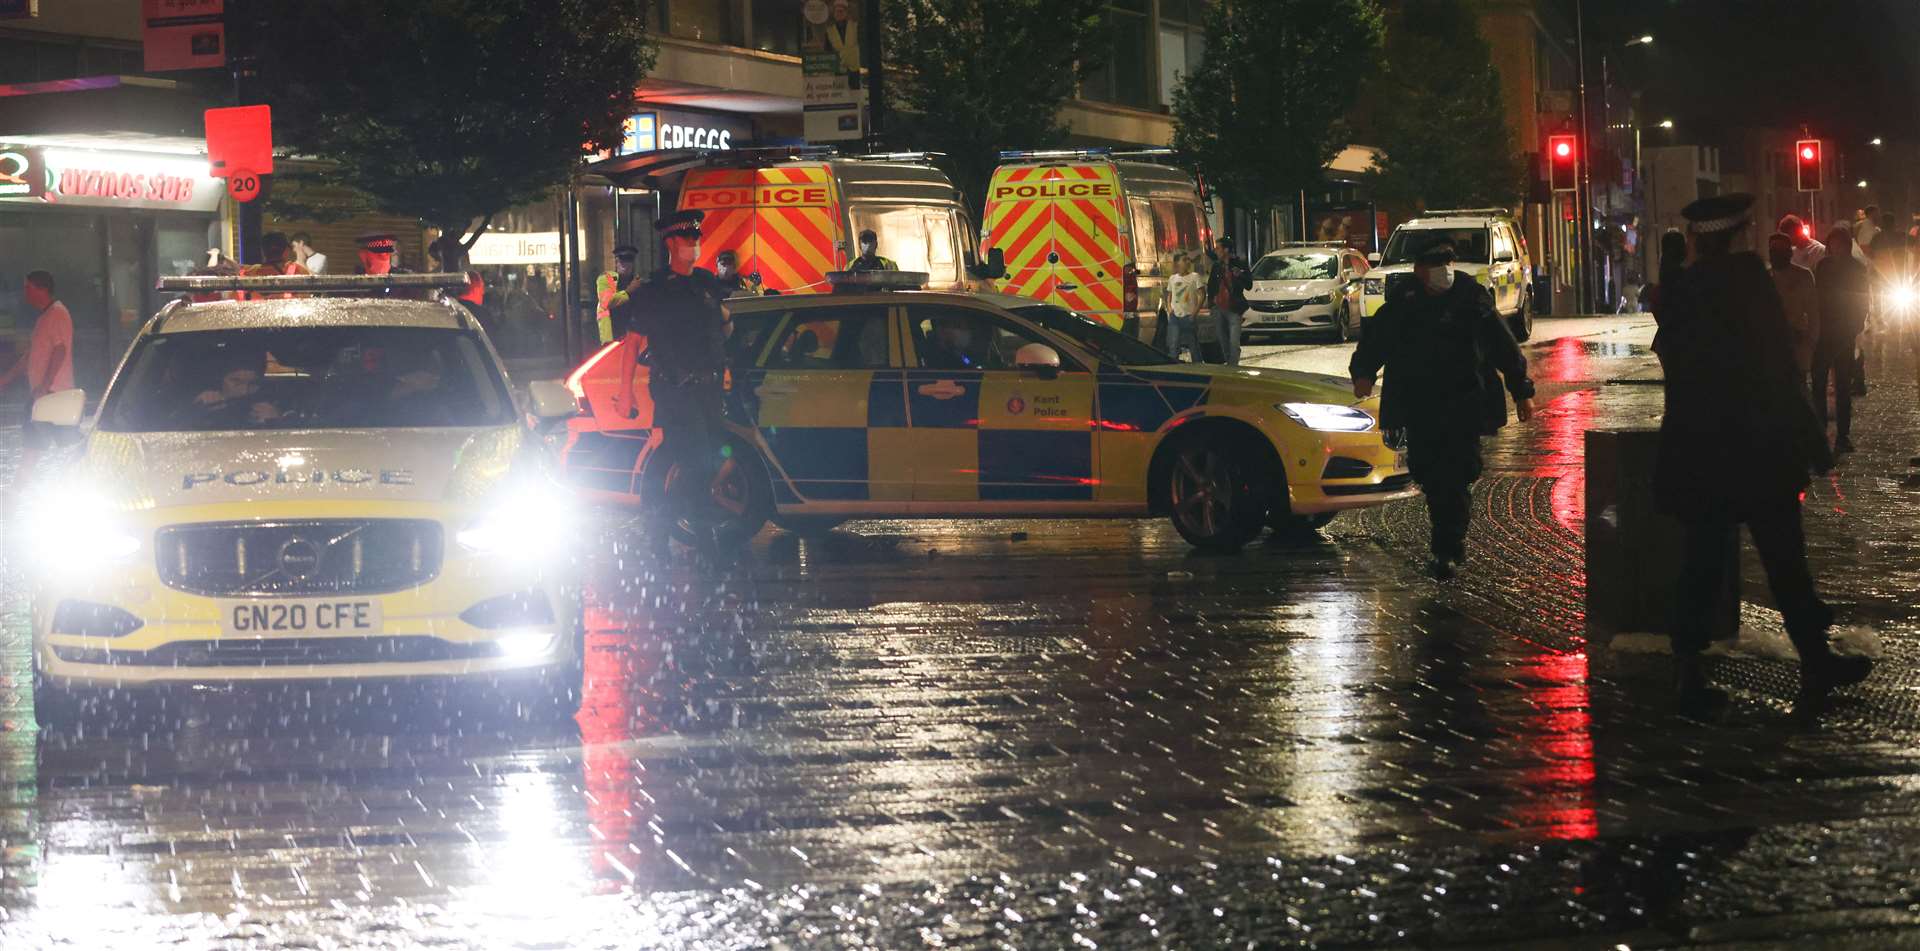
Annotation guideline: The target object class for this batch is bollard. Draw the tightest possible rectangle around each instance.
[1584,428,1738,647]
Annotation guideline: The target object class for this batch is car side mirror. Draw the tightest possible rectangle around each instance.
[30,388,85,428]
[1367,252,1382,265]
[1014,342,1061,379]
[968,247,1007,280]
[527,380,579,419]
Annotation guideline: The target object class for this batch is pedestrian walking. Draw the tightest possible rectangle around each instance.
[1814,223,1871,454]
[1653,194,1870,710]
[1205,237,1251,364]
[610,209,735,556]
[0,270,75,472]
[1164,250,1203,361]
[849,229,897,272]
[1767,232,1818,386]
[1349,235,1535,580]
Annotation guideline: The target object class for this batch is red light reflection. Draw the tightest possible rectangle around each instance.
[1507,651,1598,840]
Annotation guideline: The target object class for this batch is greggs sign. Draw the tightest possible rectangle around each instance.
[0,144,223,212]
[683,185,832,209]
[991,182,1116,200]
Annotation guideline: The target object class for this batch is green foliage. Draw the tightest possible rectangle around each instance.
[1361,0,1522,212]
[241,0,654,247]
[1172,0,1385,213]
[881,0,1107,215]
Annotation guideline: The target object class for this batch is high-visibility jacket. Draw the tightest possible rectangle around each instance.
[238,261,310,300]
[595,272,629,345]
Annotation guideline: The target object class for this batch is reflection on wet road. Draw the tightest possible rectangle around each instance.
[9,317,1920,947]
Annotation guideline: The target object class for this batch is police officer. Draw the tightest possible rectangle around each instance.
[1350,235,1535,580]
[714,249,762,297]
[610,209,734,555]
[1653,193,1871,710]
[594,245,639,344]
[849,229,897,271]
[355,232,402,275]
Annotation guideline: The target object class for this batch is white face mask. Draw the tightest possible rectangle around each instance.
[860,242,877,256]
[1423,266,1454,293]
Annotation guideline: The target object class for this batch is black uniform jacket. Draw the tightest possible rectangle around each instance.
[1349,273,1534,436]
[610,267,729,385]
[1653,251,1830,522]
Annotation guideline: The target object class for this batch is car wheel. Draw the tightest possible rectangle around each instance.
[1508,305,1532,343]
[772,514,845,537]
[653,433,771,552]
[1331,306,1349,344]
[1165,436,1267,550]
[31,661,79,728]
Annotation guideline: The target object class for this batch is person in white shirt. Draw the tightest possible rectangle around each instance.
[1163,251,1204,362]
[0,269,75,471]
[1779,214,1827,270]
[291,232,328,274]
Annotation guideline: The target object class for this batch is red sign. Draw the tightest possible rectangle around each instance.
[144,0,225,72]
[227,168,262,202]
[205,104,273,176]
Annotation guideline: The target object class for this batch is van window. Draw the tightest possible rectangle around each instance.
[1151,198,1205,258]
[849,204,960,286]
[1129,198,1161,273]
[957,210,980,268]
[1381,227,1492,265]
[925,213,956,275]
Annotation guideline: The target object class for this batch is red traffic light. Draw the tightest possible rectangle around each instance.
[1547,134,1578,191]
[1795,138,1822,192]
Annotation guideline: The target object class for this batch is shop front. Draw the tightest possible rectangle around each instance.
[0,135,223,394]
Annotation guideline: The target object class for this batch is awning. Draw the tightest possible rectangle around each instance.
[582,144,839,190]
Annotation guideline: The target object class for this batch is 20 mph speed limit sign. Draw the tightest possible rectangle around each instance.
[227,168,262,202]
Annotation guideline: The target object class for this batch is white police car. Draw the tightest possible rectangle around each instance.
[1242,244,1370,342]
[18,274,584,719]
[1363,209,1534,340]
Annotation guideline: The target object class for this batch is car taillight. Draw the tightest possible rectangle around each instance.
[1123,263,1139,312]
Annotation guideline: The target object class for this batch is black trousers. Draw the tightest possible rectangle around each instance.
[1407,425,1483,561]
[648,380,726,539]
[1673,499,1832,656]
[1812,339,1856,440]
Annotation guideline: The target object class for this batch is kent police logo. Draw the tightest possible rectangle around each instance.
[1006,395,1027,415]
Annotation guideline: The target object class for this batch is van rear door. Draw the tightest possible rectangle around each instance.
[984,164,1127,327]
[680,165,842,294]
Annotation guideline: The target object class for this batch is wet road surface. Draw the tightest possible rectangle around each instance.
[8,317,1920,947]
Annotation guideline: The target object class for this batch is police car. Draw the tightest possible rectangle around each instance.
[561,271,1417,550]
[1363,209,1534,340]
[1243,243,1369,342]
[18,274,584,718]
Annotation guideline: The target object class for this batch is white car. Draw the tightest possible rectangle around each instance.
[1362,208,1534,341]
[1242,244,1369,342]
[18,274,585,720]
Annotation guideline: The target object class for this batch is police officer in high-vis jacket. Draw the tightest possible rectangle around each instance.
[610,209,733,554]
[1350,235,1535,580]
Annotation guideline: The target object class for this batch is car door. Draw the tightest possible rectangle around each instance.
[902,302,1097,505]
[1490,226,1518,313]
[733,303,910,503]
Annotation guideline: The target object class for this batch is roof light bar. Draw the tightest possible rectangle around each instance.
[157,272,473,293]
[825,270,929,292]
[1419,207,1514,218]
[997,148,1113,161]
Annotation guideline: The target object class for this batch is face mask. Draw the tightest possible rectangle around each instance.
[1423,267,1453,293]
[860,242,877,256]
[717,263,735,278]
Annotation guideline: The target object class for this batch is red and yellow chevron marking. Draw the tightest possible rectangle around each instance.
[681,164,842,294]
[983,163,1127,324]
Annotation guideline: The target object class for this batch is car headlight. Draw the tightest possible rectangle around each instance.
[19,482,142,576]
[1887,280,1916,314]
[1279,402,1376,432]
[1308,293,1333,305]
[456,483,577,559]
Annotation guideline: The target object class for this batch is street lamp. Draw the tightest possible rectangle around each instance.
[1658,119,1674,129]
[1871,137,1884,147]
[1858,179,1870,188]
[1626,34,1654,46]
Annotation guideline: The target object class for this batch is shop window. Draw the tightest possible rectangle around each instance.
[652,0,746,47]
[750,0,801,54]
[1157,0,1207,107]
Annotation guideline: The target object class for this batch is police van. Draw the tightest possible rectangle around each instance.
[18,273,584,719]
[1362,208,1535,341]
[982,149,1211,346]
[559,271,1415,552]
[585,147,989,295]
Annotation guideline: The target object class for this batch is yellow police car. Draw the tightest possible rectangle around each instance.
[560,272,1416,550]
[1363,208,1534,340]
[18,274,584,719]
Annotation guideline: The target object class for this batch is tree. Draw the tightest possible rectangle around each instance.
[1172,0,1385,216]
[239,0,655,265]
[881,0,1107,215]
[1361,0,1522,212]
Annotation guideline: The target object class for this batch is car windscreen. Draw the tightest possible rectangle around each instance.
[1381,227,1492,265]
[1011,303,1177,366]
[1252,252,1338,280]
[99,326,516,432]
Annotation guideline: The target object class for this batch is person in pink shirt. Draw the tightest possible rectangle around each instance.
[2,270,76,468]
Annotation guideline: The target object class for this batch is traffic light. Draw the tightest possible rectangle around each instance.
[1548,134,1578,191]
[1795,139,1822,192]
